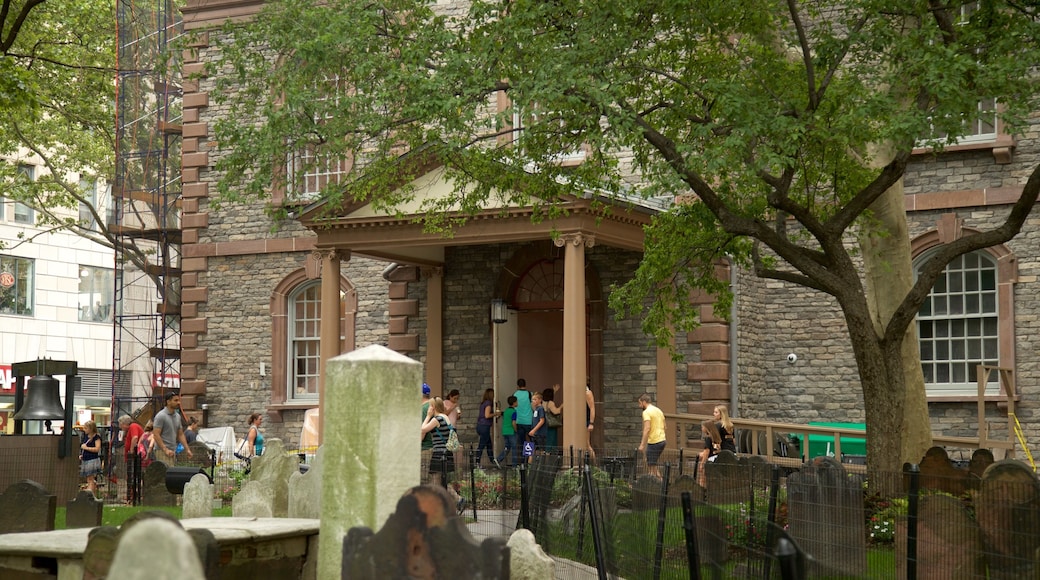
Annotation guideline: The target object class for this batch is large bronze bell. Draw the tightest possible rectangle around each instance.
[13,375,66,421]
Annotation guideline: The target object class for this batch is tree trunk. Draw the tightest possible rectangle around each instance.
[857,174,933,475]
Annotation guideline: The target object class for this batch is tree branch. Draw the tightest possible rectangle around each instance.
[884,162,1040,343]
[0,0,47,54]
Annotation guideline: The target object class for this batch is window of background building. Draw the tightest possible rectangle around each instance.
[0,255,34,316]
[79,266,114,323]
[916,250,998,396]
[289,281,321,400]
[13,166,35,225]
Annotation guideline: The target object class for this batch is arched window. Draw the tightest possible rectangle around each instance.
[916,250,999,395]
[289,281,322,399]
[271,270,356,409]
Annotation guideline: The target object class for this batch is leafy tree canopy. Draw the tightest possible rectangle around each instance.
[213,0,1040,472]
[214,0,1040,340]
[0,0,116,243]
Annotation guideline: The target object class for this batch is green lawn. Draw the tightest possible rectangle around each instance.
[53,506,234,529]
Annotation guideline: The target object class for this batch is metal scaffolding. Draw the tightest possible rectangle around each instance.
[113,0,183,428]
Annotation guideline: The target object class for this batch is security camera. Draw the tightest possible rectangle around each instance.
[787,353,798,364]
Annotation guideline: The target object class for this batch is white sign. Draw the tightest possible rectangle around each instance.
[152,373,181,390]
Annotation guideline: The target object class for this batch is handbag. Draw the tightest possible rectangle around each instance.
[234,435,253,460]
[436,416,460,452]
[546,411,562,428]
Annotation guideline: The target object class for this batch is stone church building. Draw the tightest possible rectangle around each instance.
[177,0,1040,459]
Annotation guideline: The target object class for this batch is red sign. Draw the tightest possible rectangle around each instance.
[0,272,13,288]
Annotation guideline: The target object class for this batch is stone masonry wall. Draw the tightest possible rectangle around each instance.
[735,109,1040,456]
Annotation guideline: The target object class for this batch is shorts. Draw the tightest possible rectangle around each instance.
[646,441,666,466]
[430,450,455,477]
[81,458,102,478]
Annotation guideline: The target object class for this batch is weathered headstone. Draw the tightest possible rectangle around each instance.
[107,518,206,579]
[976,459,1040,580]
[66,489,103,529]
[245,437,296,517]
[969,448,995,479]
[632,474,664,511]
[320,345,423,579]
[916,446,973,495]
[691,502,728,569]
[669,474,704,507]
[182,473,213,519]
[704,451,769,506]
[508,528,553,579]
[83,510,218,580]
[341,485,508,578]
[141,461,176,506]
[0,479,55,534]
[787,456,866,576]
[232,479,275,518]
[895,493,983,580]
[289,445,324,519]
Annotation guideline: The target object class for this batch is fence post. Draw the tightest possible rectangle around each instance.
[519,462,530,530]
[906,463,920,580]
[468,445,477,520]
[583,464,608,580]
[763,464,781,580]
[653,462,673,580]
[776,537,802,580]
[681,491,700,580]
[577,456,588,560]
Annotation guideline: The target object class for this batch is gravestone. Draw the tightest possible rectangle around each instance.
[141,461,176,506]
[975,459,1040,580]
[0,479,55,534]
[232,479,275,518]
[632,474,664,511]
[704,451,769,506]
[787,456,866,576]
[692,502,728,569]
[289,445,324,519]
[508,528,553,578]
[182,473,213,519]
[83,510,218,580]
[320,345,423,579]
[244,437,296,517]
[66,489,103,529]
[669,474,704,507]
[341,485,508,579]
[525,453,563,541]
[107,517,207,579]
[916,446,974,495]
[969,448,995,479]
[895,493,983,580]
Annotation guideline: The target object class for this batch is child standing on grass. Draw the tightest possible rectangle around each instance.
[495,396,518,467]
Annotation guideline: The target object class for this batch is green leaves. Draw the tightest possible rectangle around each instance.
[211,0,1040,346]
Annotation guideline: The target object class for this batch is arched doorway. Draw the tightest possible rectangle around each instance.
[492,241,605,450]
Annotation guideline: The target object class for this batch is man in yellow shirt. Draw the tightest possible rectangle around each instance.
[638,393,667,479]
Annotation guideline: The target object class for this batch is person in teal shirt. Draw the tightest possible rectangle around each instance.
[246,413,265,456]
[495,396,518,467]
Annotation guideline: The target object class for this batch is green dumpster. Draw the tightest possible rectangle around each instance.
[807,422,866,459]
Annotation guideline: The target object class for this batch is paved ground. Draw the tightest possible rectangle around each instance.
[465,509,604,579]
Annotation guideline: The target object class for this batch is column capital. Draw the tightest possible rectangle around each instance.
[311,248,350,262]
[554,232,595,249]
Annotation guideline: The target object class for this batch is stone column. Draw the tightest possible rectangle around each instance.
[558,233,593,457]
[317,248,349,443]
[318,344,423,579]
[422,266,444,393]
